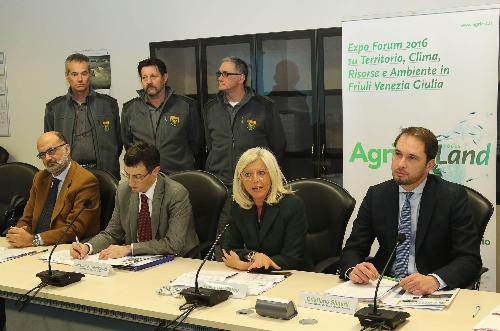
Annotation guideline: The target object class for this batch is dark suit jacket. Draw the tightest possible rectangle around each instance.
[223,194,307,270]
[16,162,101,245]
[87,173,199,256]
[339,175,481,289]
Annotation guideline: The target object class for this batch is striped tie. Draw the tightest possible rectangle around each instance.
[393,192,414,278]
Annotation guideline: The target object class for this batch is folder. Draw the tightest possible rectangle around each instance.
[112,255,175,271]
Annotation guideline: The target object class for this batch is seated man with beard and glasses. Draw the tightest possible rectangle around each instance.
[6,131,100,247]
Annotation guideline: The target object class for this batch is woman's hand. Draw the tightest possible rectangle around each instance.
[248,252,281,271]
[222,249,251,271]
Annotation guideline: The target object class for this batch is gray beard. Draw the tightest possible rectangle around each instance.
[46,153,70,175]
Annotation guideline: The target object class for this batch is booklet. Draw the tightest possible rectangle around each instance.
[381,287,459,310]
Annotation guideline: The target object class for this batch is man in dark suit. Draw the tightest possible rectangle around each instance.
[70,143,199,259]
[339,127,481,295]
[6,131,100,247]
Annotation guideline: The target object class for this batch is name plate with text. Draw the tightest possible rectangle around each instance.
[201,281,248,299]
[299,291,358,315]
[74,260,113,277]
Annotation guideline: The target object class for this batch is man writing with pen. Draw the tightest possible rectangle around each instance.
[70,143,199,259]
[338,127,481,295]
[6,131,100,247]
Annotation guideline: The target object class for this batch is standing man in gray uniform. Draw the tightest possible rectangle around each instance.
[203,56,286,235]
[121,58,202,174]
[203,56,286,187]
[44,53,122,180]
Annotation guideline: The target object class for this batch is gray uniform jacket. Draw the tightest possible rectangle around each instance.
[44,89,122,179]
[202,87,286,185]
[121,87,202,173]
[87,173,199,256]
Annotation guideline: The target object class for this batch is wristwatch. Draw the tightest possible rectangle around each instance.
[32,234,42,247]
[245,251,256,262]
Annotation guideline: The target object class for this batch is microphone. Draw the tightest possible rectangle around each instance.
[36,199,92,287]
[180,223,232,306]
[354,233,411,330]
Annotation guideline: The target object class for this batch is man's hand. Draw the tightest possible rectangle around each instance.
[348,262,380,284]
[248,252,281,271]
[399,273,440,295]
[70,242,89,259]
[98,245,132,259]
[222,249,251,271]
[6,226,34,248]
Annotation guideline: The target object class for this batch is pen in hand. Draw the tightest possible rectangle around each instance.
[74,236,84,259]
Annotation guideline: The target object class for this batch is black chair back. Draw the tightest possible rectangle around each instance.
[86,168,118,230]
[290,178,356,273]
[461,185,494,238]
[0,146,9,164]
[0,162,39,233]
[460,184,494,290]
[170,170,227,258]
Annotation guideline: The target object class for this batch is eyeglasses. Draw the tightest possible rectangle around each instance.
[121,170,152,182]
[241,170,268,181]
[36,143,66,159]
[215,71,242,78]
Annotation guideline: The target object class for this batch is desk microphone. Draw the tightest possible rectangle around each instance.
[36,199,92,287]
[180,223,232,306]
[354,233,410,329]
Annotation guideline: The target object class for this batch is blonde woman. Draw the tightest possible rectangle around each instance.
[222,147,307,271]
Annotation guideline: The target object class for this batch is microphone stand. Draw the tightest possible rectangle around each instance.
[180,223,232,306]
[354,233,410,330]
[36,200,91,287]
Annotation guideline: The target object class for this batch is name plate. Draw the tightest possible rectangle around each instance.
[74,260,113,277]
[299,291,358,315]
[201,281,248,299]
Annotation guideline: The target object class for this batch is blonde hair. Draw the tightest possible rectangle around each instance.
[233,147,293,209]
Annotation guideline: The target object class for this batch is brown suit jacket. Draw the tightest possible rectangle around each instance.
[16,161,101,245]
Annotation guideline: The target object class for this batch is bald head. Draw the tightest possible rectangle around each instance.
[36,131,71,175]
[37,131,65,149]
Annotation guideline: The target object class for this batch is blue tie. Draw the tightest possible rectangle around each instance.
[36,177,61,233]
[393,192,414,278]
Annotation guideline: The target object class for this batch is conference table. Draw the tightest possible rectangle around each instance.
[0,238,499,331]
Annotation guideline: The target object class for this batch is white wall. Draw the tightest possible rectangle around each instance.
[0,0,496,164]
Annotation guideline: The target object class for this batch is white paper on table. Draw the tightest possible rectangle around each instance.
[40,250,131,266]
[0,247,41,263]
[325,278,398,301]
[474,304,500,331]
[226,272,285,295]
[169,270,238,288]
